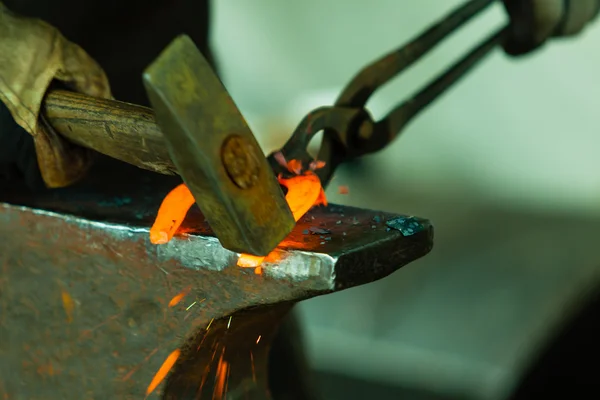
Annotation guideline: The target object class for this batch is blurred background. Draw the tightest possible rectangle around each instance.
[211,1,600,399]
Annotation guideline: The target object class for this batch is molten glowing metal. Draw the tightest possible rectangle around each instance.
[149,184,195,244]
[237,171,327,267]
[150,160,327,269]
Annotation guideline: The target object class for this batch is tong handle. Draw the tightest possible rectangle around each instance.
[364,27,507,155]
[315,0,508,186]
[336,0,498,108]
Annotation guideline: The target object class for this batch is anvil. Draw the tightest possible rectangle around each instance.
[0,161,433,398]
[0,0,515,397]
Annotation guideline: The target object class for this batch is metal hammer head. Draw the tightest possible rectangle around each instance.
[142,35,295,256]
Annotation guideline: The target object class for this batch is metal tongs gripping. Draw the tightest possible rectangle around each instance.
[268,0,507,188]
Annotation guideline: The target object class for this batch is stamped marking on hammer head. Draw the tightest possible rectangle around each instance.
[142,35,294,256]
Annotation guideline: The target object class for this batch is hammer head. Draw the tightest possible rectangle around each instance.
[142,35,295,256]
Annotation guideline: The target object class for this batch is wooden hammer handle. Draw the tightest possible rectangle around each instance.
[42,89,177,175]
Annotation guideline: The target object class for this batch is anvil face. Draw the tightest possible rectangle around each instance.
[0,161,433,398]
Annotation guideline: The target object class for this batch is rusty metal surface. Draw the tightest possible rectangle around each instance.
[0,163,432,399]
[143,35,294,257]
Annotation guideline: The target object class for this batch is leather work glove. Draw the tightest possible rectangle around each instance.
[0,2,111,189]
[503,0,600,56]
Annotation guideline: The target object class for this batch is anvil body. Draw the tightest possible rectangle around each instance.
[0,160,433,398]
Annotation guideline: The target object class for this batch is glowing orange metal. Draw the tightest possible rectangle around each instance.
[279,172,327,220]
[236,254,265,268]
[286,159,303,175]
[236,170,327,267]
[149,184,195,244]
[150,160,327,269]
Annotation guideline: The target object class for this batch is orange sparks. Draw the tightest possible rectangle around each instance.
[61,289,74,323]
[213,352,230,399]
[237,170,327,267]
[149,184,195,244]
[338,185,349,195]
[168,287,190,307]
[146,349,181,396]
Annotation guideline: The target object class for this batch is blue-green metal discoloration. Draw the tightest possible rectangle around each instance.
[386,216,425,237]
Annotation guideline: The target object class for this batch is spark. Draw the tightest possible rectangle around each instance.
[146,349,180,396]
[121,347,159,382]
[168,287,190,307]
[250,351,256,382]
[256,335,261,344]
[206,318,214,331]
[156,266,169,275]
[79,313,121,339]
[187,297,205,311]
[338,185,349,195]
[227,316,232,329]
[61,289,74,323]
[213,350,229,399]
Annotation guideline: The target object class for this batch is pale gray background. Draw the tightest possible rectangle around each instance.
[211,2,600,399]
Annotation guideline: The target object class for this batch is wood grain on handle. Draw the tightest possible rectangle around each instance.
[42,90,177,175]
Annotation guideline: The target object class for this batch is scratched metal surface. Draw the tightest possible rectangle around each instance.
[0,159,432,399]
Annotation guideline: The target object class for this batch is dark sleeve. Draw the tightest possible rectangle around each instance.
[0,100,45,190]
[3,0,214,106]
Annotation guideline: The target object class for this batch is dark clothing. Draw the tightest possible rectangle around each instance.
[0,0,213,189]
[2,0,213,105]
[0,99,44,189]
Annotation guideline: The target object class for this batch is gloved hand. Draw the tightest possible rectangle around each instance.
[0,2,111,189]
[503,0,600,56]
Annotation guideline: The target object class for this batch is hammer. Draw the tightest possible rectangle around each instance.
[39,0,503,258]
[42,36,296,258]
